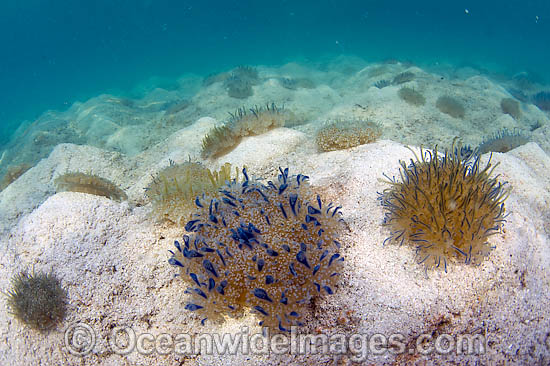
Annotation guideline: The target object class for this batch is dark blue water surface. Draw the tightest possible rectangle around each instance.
[1,0,549,145]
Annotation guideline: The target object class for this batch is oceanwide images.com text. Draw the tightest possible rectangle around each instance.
[64,322,486,361]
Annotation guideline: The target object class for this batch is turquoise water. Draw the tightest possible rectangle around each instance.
[0,0,549,145]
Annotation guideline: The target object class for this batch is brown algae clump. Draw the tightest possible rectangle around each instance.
[55,172,127,201]
[168,168,345,331]
[379,146,510,271]
[5,270,67,331]
[146,161,240,226]
[316,118,382,152]
[201,103,289,158]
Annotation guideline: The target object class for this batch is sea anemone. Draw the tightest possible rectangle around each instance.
[228,103,287,137]
[5,270,67,331]
[0,163,32,191]
[233,66,260,85]
[225,74,254,99]
[436,96,465,119]
[379,145,510,271]
[398,87,426,106]
[146,161,240,226]
[500,98,521,120]
[279,77,315,90]
[223,66,260,99]
[315,118,382,152]
[477,128,529,154]
[168,168,345,331]
[374,79,391,89]
[54,172,127,202]
[532,91,550,111]
[201,124,239,159]
[201,103,289,158]
[392,71,415,85]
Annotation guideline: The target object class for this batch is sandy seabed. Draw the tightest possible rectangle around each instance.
[1,57,549,365]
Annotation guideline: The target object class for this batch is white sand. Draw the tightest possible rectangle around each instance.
[1,132,549,365]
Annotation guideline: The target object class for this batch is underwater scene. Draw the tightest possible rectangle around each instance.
[1,1,550,365]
